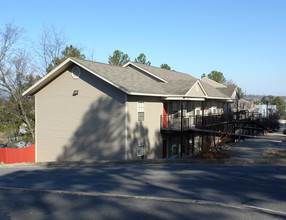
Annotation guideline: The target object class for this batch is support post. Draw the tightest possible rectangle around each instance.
[192,133,195,155]
[180,100,183,158]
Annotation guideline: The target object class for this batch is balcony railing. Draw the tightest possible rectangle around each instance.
[160,112,262,131]
[161,116,192,131]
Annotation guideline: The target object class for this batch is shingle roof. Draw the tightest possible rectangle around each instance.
[199,77,237,99]
[128,62,197,82]
[23,57,237,100]
[200,80,228,98]
[219,84,237,98]
[73,58,199,96]
[125,62,198,95]
[71,58,168,95]
[200,77,226,88]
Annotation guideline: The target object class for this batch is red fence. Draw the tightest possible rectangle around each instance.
[0,145,35,164]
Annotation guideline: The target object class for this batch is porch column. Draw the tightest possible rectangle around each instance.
[180,100,183,158]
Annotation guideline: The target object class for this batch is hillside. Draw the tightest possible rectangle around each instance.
[245,95,286,103]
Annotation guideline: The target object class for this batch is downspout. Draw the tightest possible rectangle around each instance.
[202,102,205,127]
[35,95,38,162]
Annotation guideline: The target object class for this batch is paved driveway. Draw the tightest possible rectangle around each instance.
[229,129,286,159]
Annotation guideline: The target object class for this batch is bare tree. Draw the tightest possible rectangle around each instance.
[34,25,68,75]
[87,48,97,61]
[0,23,38,140]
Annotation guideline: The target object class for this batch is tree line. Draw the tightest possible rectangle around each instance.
[108,50,171,70]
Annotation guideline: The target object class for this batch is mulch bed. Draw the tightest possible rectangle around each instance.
[195,151,230,159]
[263,149,286,158]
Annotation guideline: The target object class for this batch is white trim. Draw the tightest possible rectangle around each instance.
[125,94,128,160]
[137,101,145,122]
[185,81,197,96]
[197,81,208,96]
[122,61,131,67]
[122,61,132,68]
[35,96,37,162]
[165,97,205,101]
[23,58,73,96]
[128,92,168,97]
[123,61,168,83]
[231,88,239,99]
[226,99,236,102]
[205,97,230,100]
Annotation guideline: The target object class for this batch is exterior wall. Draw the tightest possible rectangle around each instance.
[126,96,163,159]
[35,65,126,162]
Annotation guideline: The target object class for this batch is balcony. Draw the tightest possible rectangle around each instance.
[160,116,193,131]
[160,112,262,131]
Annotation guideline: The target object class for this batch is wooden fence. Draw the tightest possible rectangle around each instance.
[0,145,35,164]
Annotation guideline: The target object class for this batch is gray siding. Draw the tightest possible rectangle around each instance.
[127,96,163,159]
[35,65,126,162]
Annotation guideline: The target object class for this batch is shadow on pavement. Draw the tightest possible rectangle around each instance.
[0,164,285,219]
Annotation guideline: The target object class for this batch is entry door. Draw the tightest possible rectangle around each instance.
[163,102,168,128]
[162,140,167,158]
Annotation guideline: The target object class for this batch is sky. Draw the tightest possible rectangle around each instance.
[1,0,285,96]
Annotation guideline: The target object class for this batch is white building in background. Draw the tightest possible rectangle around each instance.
[254,104,277,118]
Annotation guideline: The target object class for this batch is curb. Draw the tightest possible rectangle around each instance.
[1,157,286,168]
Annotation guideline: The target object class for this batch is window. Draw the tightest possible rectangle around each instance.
[171,102,179,118]
[138,102,145,121]
[137,144,145,159]
[71,67,81,79]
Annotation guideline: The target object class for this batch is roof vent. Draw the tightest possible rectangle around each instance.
[71,67,81,79]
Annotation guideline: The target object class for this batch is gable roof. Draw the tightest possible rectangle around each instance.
[124,62,200,96]
[70,58,168,96]
[23,58,168,96]
[23,58,237,101]
[199,77,238,99]
[186,80,207,97]
[219,84,238,99]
